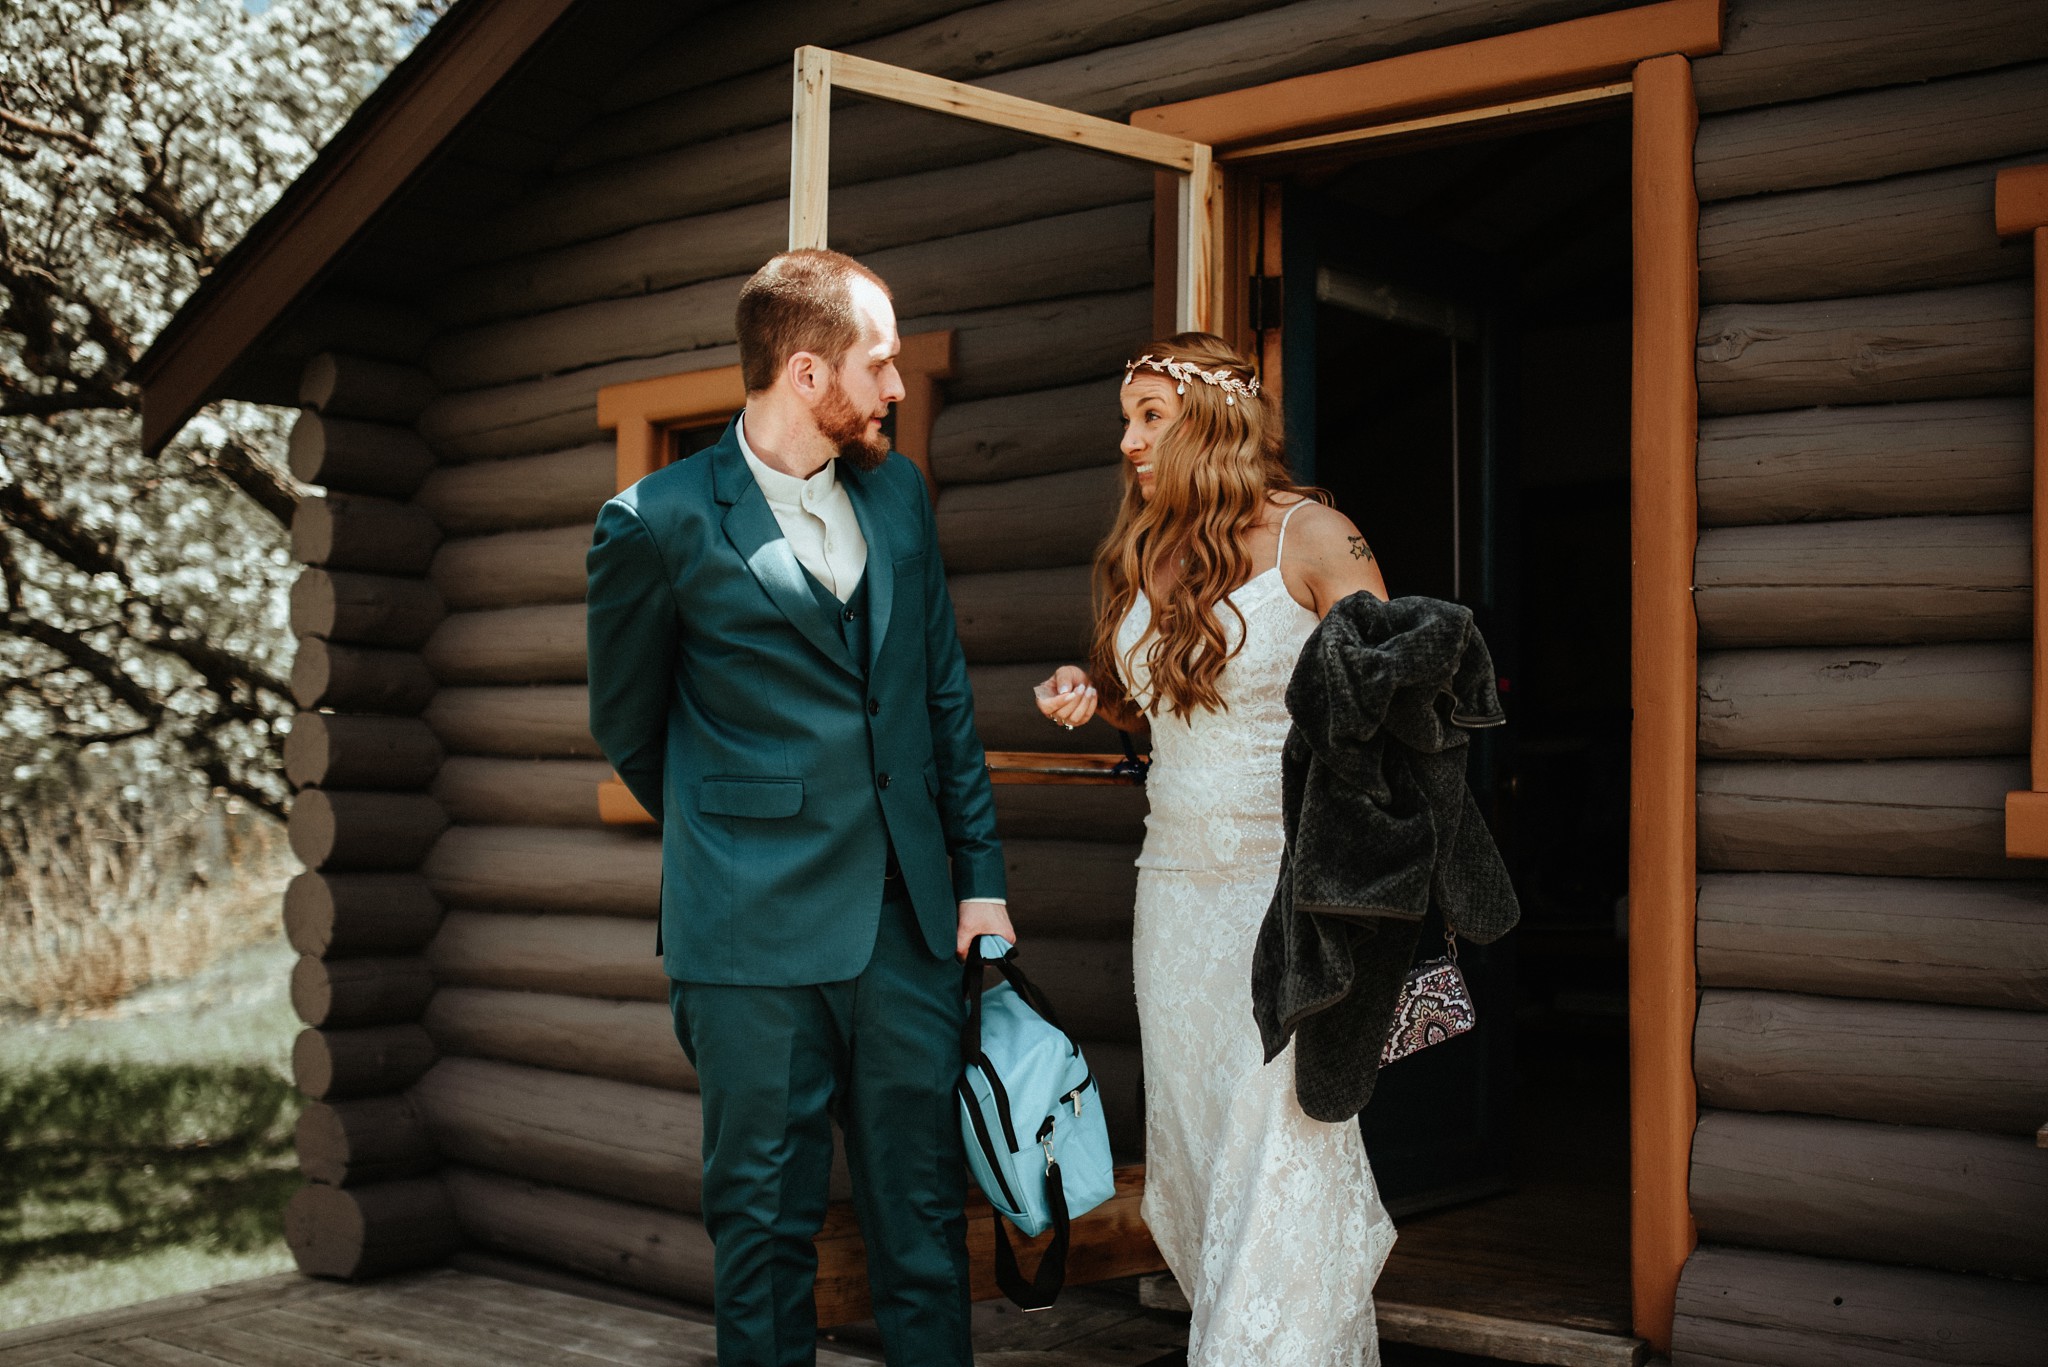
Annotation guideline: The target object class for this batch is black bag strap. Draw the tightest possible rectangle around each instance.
[991,1158,1071,1310]
[962,940,1073,1060]
[1111,730,1150,786]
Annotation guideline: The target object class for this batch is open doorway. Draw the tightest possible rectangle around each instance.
[1261,111,1636,1339]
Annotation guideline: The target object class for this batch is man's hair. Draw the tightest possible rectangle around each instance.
[735,249,892,394]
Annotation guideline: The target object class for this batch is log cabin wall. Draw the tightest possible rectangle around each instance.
[356,0,1653,1307]
[280,352,461,1277]
[1676,2,2048,1360]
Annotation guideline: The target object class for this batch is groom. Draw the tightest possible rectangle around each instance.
[586,249,1013,1366]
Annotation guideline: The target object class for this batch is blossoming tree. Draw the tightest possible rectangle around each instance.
[0,0,443,819]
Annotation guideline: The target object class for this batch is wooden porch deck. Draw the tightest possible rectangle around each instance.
[0,1263,1660,1367]
[0,1267,1203,1367]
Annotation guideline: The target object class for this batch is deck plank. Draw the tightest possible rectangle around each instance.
[341,1279,718,1365]
[285,1289,693,1367]
[68,1339,232,1367]
[158,1321,362,1367]
[216,1306,472,1367]
[249,1298,630,1367]
[0,1278,352,1362]
[401,1269,712,1337]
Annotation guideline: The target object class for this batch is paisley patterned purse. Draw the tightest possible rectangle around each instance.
[1379,927,1476,1065]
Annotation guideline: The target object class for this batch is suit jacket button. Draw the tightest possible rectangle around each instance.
[878,773,891,790]
[868,698,881,716]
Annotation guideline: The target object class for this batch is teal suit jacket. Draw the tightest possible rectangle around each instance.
[585,423,1006,985]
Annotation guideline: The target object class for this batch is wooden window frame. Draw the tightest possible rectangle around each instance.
[1132,0,1720,1351]
[593,331,956,826]
[1998,164,2048,855]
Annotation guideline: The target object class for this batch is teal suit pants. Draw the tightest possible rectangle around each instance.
[670,881,971,1366]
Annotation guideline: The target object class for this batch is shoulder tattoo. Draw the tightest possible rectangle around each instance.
[1347,534,1376,564]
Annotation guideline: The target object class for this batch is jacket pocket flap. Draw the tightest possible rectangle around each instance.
[698,778,803,818]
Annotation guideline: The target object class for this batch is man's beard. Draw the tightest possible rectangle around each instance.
[817,375,891,471]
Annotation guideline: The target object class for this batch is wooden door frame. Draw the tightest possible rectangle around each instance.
[1995,164,2048,854]
[1132,0,1718,1351]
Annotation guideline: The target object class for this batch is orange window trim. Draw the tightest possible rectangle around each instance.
[594,331,956,827]
[1997,165,2048,856]
[1132,3,1719,1350]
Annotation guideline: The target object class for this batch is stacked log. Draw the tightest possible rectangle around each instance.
[1694,989,2048,1132]
[1697,643,2029,760]
[425,202,1151,392]
[1696,282,2032,416]
[1673,1244,2048,1367]
[1692,0,2048,114]
[1696,398,2030,526]
[1695,873,2048,1011]
[1687,21,2048,1353]
[417,287,1149,463]
[422,987,694,1092]
[282,353,458,1280]
[1697,757,2027,880]
[1689,1110,2048,1278]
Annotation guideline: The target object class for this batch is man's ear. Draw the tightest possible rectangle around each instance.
[786,350,824,400]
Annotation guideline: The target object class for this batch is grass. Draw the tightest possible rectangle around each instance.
[0,936,304,1334]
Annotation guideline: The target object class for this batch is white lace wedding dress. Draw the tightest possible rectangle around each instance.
[1116,505,1397,1366]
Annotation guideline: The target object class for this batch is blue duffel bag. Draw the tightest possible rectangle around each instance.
[957,936,1116,1309]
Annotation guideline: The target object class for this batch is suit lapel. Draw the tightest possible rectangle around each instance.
[842,463,895,673]
[713,432,861,678]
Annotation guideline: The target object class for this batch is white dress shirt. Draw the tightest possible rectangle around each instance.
[737,415,866,601]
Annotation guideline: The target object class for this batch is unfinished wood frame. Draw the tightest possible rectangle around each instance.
[1134,0,1719,1351]
[1997,163,2048,857]
[787,46,1221,332]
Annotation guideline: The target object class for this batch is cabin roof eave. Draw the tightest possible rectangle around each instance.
[132,0,583,455]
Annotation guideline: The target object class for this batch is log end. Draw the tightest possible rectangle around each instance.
[284,1178,458,1279]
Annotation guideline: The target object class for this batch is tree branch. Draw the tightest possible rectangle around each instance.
[0,106,99,155]
[0,613,162,723]
[192,438,299,528]
[0,477,129,582]
[0,382,137,418]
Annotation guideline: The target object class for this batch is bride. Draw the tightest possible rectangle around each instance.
[1035,333,1397,1365]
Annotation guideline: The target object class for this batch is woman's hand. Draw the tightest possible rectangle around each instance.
[1033,665,1098,730]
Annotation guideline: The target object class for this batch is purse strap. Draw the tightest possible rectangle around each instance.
[962,939,1072,1060]
[1110,729,1150,785]
[990,1153,1071,1309]
[962,938,1078,1310]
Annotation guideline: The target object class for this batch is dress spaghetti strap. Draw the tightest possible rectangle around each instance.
[1274,498,1309,573]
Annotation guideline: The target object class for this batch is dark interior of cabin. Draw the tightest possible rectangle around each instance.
[1269,110,1636,1332]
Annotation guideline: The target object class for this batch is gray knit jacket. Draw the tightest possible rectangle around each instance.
[1250,592,1520,1123]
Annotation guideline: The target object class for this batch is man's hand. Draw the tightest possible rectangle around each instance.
[956,900,1016,961]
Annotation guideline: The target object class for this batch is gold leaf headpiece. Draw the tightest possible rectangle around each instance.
[1122,353,1262,405]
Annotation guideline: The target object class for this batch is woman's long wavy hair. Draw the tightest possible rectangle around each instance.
[1088,332,1325,721]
